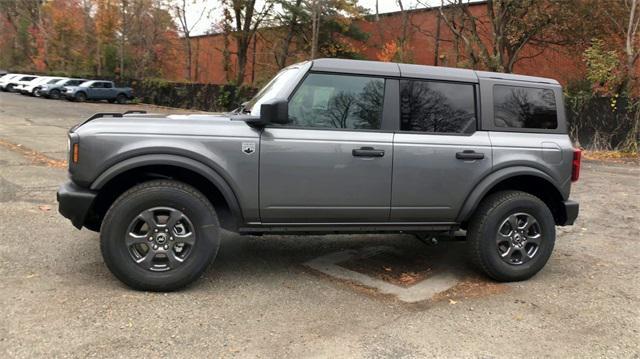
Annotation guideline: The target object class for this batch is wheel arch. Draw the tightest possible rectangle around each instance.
[457,167,567,226]
[85,155,243,232]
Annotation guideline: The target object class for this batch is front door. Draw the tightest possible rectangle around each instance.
[259,73,393,223]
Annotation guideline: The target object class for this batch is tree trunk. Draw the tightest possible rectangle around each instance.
[276,0,303,69]
[310,0,321,59]
[434,12,441,66]
[185,34,192,81]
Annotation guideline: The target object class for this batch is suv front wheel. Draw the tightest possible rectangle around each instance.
[467,190,556,282]
[100,180,220,291]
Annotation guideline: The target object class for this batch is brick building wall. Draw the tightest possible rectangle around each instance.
[183,3,588,87]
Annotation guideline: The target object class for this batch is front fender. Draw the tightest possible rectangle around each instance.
[456,166,563,223]
[90,154,244,225]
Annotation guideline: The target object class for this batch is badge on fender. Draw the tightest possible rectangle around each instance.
[242,142,256,155]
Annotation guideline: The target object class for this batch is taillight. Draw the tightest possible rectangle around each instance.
[72,143,79,163]
[571,148,581,182]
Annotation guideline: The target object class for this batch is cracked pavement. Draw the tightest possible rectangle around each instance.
[0,91,639,358]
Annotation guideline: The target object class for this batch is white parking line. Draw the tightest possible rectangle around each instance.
[304,246,462,303]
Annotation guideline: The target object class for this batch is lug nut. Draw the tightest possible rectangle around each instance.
[170,237,174,241]
[164,245,168,250]
[148,237,153,241]
[165,229,168,233]
[153,245,158,250]
[154,229,158,233]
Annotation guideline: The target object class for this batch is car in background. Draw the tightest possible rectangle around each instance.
[39,78,87,99]
[62,80,133,103]
[0,74,27,91]
[4,75,38,92]
[20,76,67,96]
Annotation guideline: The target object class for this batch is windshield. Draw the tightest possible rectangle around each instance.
[244,67,301,116]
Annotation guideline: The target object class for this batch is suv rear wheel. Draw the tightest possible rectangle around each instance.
[75,92,87,102]
[467,190,555,282]
[100,180,220,291]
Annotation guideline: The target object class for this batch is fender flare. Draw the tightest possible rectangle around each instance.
[456,166,562,223]
[90,154,244,226]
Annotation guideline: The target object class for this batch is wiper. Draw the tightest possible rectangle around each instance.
[231,101,251,115]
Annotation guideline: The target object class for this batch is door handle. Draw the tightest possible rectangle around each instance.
[456,150,484,160]
[352,146,385,157]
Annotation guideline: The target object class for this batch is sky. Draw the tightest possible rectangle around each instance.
[183,0,432,36]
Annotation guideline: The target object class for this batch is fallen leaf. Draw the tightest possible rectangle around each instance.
[382,266,392,272]
[38,205,51,212]
[449,299,457,305]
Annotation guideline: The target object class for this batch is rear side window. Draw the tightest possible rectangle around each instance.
[400,80,476,134]
[493,85,557,129]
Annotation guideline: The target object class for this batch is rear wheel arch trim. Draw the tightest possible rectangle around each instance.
[457,167,563,223]
[90,154,244,226]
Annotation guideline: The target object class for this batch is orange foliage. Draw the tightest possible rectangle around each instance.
[377,41,398,62]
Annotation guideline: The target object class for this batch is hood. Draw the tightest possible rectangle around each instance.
[71,113,250,137]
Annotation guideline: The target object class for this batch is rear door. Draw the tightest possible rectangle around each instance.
[259,73,394,223]
[391,79,493,222]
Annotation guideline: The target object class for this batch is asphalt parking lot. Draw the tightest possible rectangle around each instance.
[1,91,639,358]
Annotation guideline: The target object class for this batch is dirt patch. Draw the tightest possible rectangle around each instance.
[337,251,435,287]
[433,277,508,302]
[0,139,67,168]
[583,150,638,164]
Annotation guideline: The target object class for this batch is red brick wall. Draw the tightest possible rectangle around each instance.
[183,4,588,87]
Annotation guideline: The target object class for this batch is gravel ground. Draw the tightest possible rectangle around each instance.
[0,91,639,358]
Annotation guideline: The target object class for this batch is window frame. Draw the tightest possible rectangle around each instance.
[479,78,567,134]
[397,78,479,136]
[265,71,397,133]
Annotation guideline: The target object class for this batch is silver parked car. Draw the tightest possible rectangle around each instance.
[57,59,580,291]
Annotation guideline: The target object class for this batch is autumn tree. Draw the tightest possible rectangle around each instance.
[438,0,578,73]
[222,0,274,85]
[172,0,209,81]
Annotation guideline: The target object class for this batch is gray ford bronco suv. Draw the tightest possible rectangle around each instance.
[57,59,580,291]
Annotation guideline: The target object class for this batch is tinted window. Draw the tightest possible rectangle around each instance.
[67,80,84,86]
[104,82,113,88]
[493,85,557,129]
[400,80,476,134]
[288,73,384,130]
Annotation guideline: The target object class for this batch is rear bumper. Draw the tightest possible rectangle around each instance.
[57,181,97,229]
[559,200,579,226]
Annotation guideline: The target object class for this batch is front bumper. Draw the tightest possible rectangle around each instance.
[559,200,579,226]
[57,181,97,229]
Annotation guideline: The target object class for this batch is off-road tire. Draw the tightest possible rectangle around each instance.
[100,180,220,291]
[75,92,87,102]
[49,89,61,99]
[115,94,127,104]
[467,190,555,282]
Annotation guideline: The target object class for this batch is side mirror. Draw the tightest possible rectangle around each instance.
[260,98,289,125]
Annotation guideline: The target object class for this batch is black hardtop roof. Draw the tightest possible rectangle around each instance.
[310,58,559,85]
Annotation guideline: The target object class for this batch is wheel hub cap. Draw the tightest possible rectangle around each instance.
[496,212,542,265]
[155,233,167,244]
[125,207,196,272]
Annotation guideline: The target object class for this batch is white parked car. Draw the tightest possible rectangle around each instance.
[0,74,27,91]
[20,76,67,96]
[3,74,38,92]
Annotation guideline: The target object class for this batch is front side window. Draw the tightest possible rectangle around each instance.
[493,85,557,129]
[400,80,476,134]
[288,73,384,130]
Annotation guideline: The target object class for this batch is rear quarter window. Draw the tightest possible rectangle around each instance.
[493,85,557,129]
